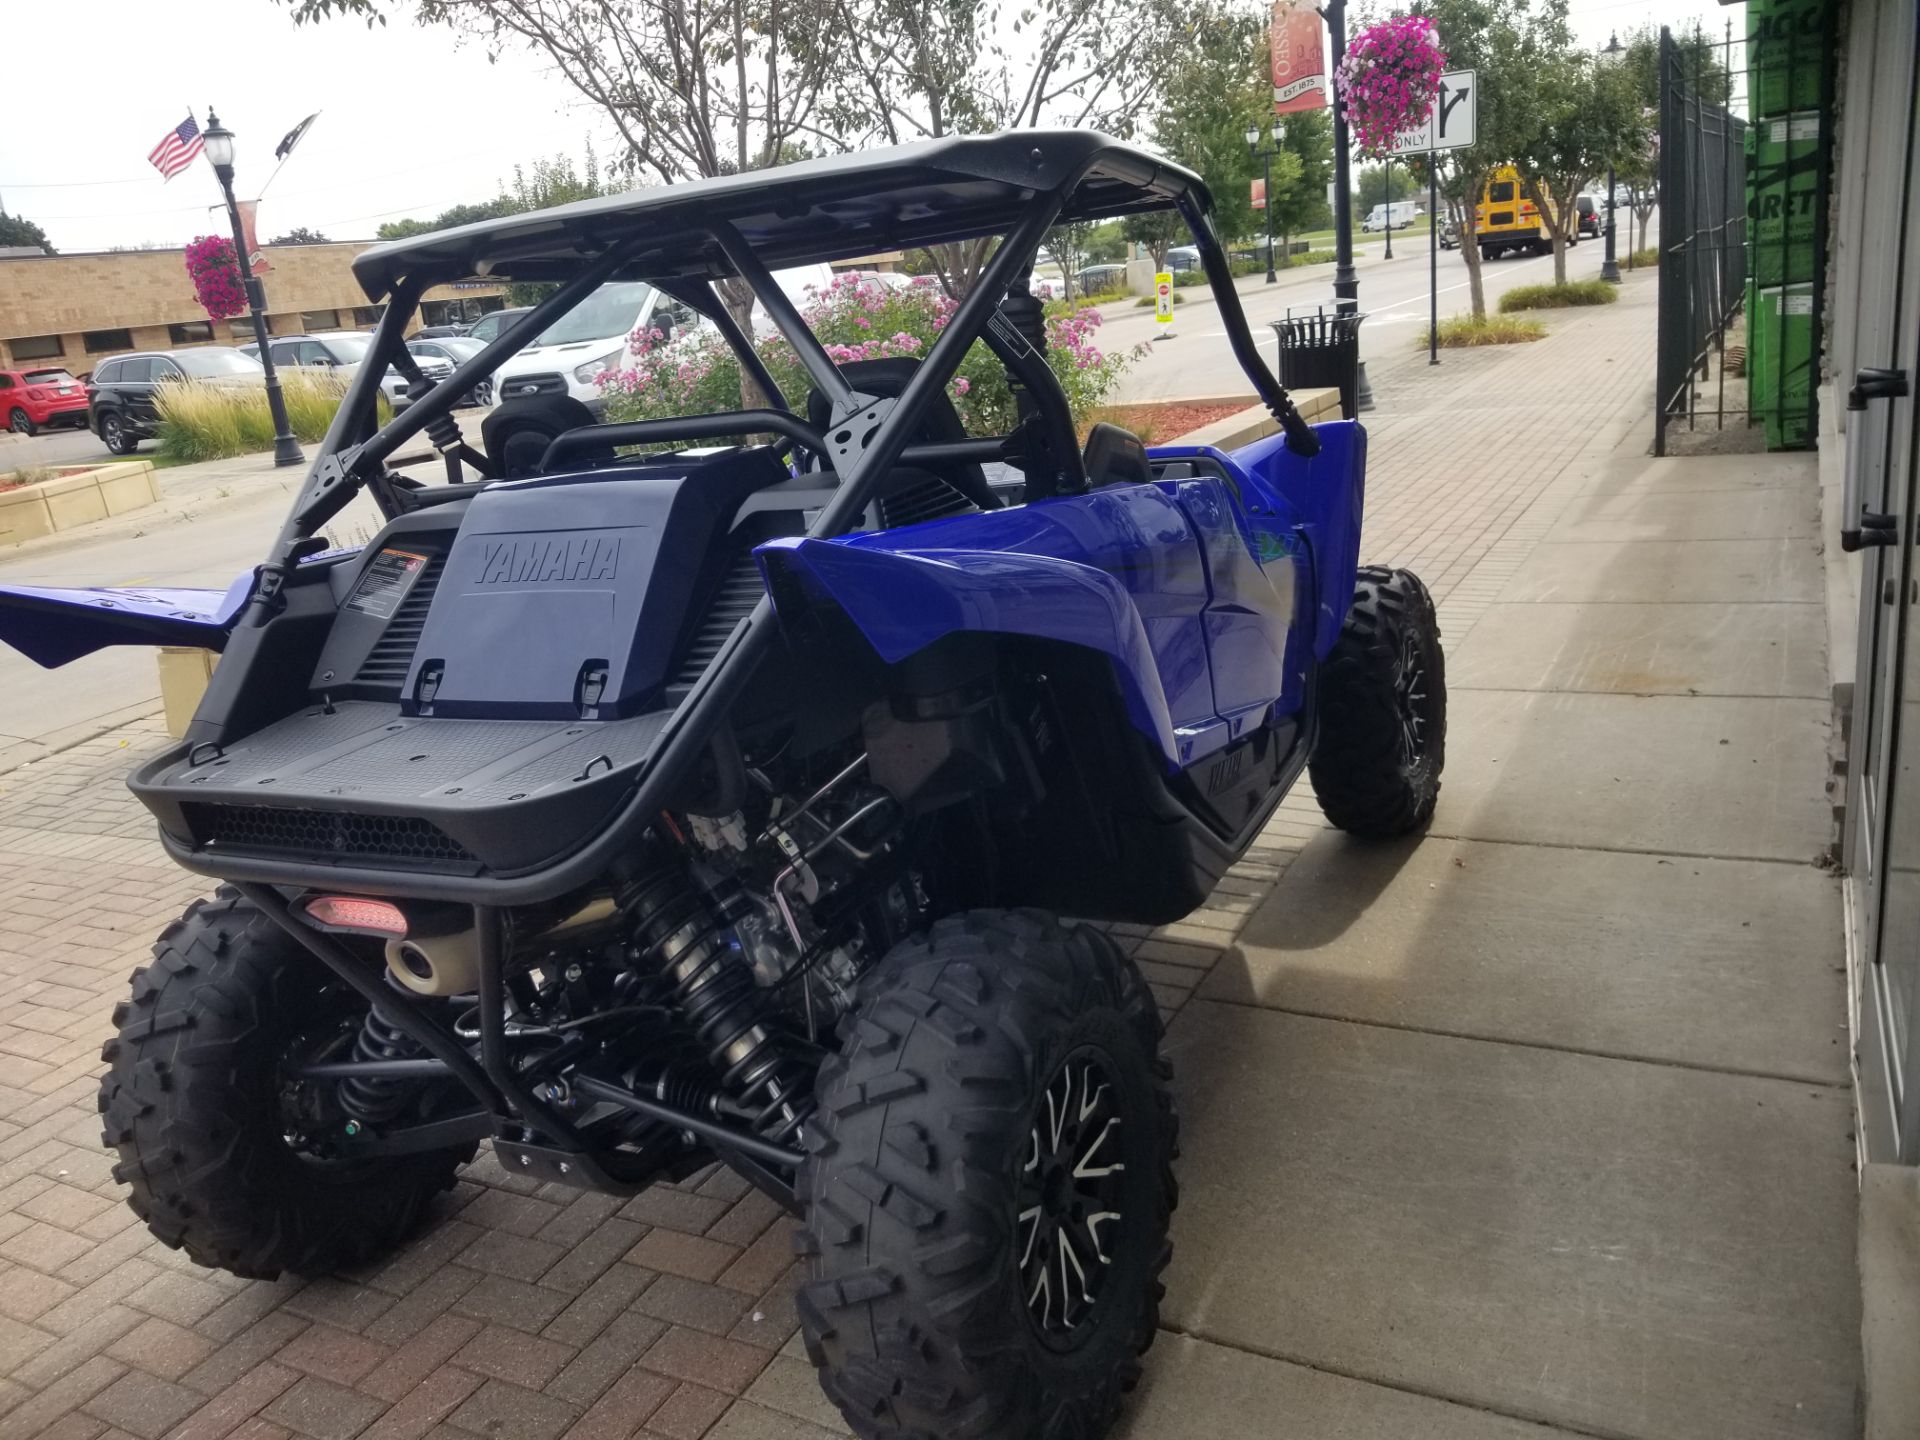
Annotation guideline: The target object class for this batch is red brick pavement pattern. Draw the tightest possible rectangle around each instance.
[0,284,1656,1437]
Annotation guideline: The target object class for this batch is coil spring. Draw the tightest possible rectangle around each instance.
[337,999,421,1126]
[627,867,814,1146]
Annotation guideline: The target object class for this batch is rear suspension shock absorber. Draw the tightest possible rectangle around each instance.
[337,983,426,1126]
[625,867,815,1148]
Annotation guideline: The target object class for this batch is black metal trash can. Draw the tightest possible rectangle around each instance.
[1272,307,1366,419]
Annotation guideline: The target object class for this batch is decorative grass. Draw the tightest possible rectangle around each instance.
[1626,247,1659,270]
[155,374,386,462]
[1428,314,1548,347]
[1498,280,1619,312]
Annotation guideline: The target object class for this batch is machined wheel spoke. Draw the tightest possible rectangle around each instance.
[1017,1046,1128,1345]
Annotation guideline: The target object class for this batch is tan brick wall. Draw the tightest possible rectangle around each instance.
[0,244,508,371]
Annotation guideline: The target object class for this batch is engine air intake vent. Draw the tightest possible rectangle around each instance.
[677,551,764,685]
[355,551,445,690]
[183,802,477,869]
[882,473,977,529]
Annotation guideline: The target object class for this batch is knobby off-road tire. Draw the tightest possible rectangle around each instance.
[797,910,1177,1440]
[98,888,473,1279]
[1310,565,1448,838]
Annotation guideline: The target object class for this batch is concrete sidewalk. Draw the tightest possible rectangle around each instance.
[0,274,1860,1440]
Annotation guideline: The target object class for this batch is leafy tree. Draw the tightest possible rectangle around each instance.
[1123,210,1185,270]
[1354,161,1419,212]
[1146,9,1267,247]
[0,211,53,254]
[1269,110,1333,249]
[269,226,331,244]
[1046,220,1100,300]
[1518,45,1650,283]
[1402,0,1568,319]
[376,198,520,241]
[1085,220,1129,265]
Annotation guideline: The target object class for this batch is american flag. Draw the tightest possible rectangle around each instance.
[148,115,204,182]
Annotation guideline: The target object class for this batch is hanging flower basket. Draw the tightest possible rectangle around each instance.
[1335,17,1448,158]
[185,236,247,322]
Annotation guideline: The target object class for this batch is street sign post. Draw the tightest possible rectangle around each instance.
[1384,69,1477,366]
[1154,271,1175,337]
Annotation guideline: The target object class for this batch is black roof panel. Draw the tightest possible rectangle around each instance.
[352,132,1204,299]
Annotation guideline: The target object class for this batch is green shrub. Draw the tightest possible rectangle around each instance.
[1428,315,1547,347]
[156,373,389,462]
[1498,280,1618,312]
[1133,292,1185,307]
[1626,247,1659,269]
[600,271,1143,437]
[1291,249,1337,267]
[1170,269,1204,287]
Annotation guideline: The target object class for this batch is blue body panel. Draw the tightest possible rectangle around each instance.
[0,577,255,668]
[760,418,1366,770]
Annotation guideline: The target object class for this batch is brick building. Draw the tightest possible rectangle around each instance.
[0,241,509,372]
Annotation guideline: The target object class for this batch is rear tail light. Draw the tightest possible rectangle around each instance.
[303,895,409,935]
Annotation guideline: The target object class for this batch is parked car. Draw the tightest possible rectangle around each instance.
[240,332,451,410]
[1165,244,1201,273]
[463,307,532,345]
[1576,193,1603,238]
[406,337,494,407]
[413,322,469,339]
[493,267,829,409]
[1074,261,1128,294]
[1437,216,1461,250]
[1,366,90,435]
[86,347,264,455]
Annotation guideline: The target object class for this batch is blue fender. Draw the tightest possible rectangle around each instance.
[0,574,256,668]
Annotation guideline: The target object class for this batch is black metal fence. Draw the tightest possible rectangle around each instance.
[1653,12,1834,456]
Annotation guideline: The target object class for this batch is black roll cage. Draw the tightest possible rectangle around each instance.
[182,136,1319,912]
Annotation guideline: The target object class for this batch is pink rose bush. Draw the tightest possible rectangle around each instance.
[599,269,1140,438]
[1334,17,1447,158]
[185,236,247,322]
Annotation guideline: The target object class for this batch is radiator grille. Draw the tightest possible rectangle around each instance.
[677,551,764,684]
[183,802,476,867]
[355,552,445,689]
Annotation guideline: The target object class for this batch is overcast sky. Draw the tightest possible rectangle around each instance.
[5,0,1741,255]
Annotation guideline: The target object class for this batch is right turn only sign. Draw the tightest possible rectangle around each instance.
[1391,69,1477,156]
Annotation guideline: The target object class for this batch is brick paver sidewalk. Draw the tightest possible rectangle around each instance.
[0,280,1658,1440]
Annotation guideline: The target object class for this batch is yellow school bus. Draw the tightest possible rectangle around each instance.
[1474,166,1571,260]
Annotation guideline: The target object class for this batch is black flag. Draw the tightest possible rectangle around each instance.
[274,112,319,162]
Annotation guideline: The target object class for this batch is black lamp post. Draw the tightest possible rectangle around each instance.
[1382,157,1394,259]
[1320,0,1371,409]
[1246,121,1286,284]
[202,110,303,468]
[1599,32,1625,285]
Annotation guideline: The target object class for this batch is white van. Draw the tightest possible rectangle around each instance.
[1361,201,1424,232]
[492,266,834,411]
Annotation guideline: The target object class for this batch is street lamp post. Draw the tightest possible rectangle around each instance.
[1599,32,1625,285]
[1246,121,1286,284]
[1321,0,1371,409]
[201,110,303,468]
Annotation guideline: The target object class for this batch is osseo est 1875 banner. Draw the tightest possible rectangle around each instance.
[1270,0,1329,115]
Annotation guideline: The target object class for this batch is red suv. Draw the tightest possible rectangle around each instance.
[1,367,91,435]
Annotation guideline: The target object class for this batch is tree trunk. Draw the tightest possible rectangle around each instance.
[1456,198,1486,320]
[1551,226,1568,285]
[717,276,769,411]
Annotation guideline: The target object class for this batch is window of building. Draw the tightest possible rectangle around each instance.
[168,321,214,345]
[352,306,384,328]
[300,309,340,332]
[83,328,133,354]
[10,334,64,361]
[229,320,256,342]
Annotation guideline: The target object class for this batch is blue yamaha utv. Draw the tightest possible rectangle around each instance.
[0,133,1444,1438]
